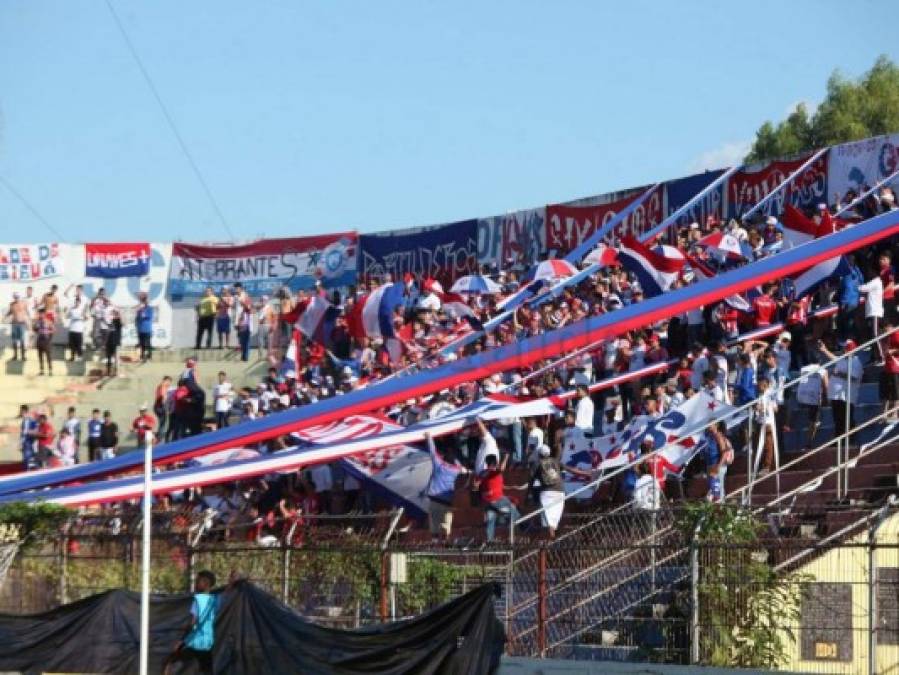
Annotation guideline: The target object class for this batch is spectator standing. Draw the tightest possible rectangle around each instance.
[55,429,77,467]
[734,353,757,405]
[63,406,81,463]
[154,375,173,439]
[879,253,896,322]
[474,418,500,474]
[104,308,123,376]
[752,284,778,328]
[256,296,274,357]
[216,288,234,349]
[632,460,661,511]
[89,289,110,349]
[424,432,468,543]
[858,265,885,363]
[236,300,252,361]
[195,287,218,350]
[33,308,54,376]
[796,362,828,449]
[99,410,119,460]
[63,284,88,361]
[883,319,899,420]
[528,444,570,539]
[5,292,28,360]
[753,376,778,475]
[131,404,156,449]
[86,408,103,462]
[574,383,594,433]
[821,339,863,447]
[18,405,36,470]
[162,570,218,675]
[135,292,154,362]
[32,413,55,467]
[477,454,518,543]
[838,256,864,340]
[213,371,233,428]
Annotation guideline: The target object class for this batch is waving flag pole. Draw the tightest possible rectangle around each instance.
[565,182,661,263]
[640,166,740,244]
[740,147,829,221]
[834,166,899,217]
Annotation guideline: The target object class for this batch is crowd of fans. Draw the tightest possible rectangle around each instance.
[7,186,899,545]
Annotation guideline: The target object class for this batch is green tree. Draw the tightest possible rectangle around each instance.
[678,502,809,669]
[746,55,899,163]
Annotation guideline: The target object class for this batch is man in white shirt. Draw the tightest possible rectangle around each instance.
[821,339,863,446]
[574,384,594,433]
[858,269,884,362]
[690,345,709,391]
[525,417,545,468]
[213,371,233,428]
[64,285,88,361]
[701,371,726,404]
[632,461,661,511]
[474,418,500,475]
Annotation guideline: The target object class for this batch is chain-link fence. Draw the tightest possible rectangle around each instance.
[2,505,899,674]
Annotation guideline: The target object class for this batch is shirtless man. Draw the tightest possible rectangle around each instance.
[40,284,60,321]
[5,292,29,360]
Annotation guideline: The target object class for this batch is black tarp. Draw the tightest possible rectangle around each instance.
[0,580,505,674]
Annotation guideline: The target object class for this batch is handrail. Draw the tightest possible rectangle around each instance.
[512,323,899,537]
[736,407,899,506]
[756,409,899,511]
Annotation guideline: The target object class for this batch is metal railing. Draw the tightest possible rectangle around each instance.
[511,323,898,541]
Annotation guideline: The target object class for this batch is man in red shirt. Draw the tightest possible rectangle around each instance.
[131,404,157,449]
[752,284,778,328]
[477,454,518,542]
[33,413,55,468]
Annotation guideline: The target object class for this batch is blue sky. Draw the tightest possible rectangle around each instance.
[0,1,895,243]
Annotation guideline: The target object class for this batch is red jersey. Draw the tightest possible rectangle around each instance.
[36,421,55,447]
[881,266,895,300]
[480,469,504,503]
[131,414,156,441]
[717,306,739,335]
[786,296,809,326]
[752,295,777,327]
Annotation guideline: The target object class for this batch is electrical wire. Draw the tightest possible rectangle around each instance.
[0,174,65,240]
[104,0,235,240]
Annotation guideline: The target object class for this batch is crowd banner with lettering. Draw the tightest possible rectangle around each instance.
[545,185,663,257]
[168,234,357,299]
[476,208,546,269]
[828,133,899,201]
[84,243,151,278]
[359,219,477,285]
[727,153,828,219]
[664,169,727,229]
[0,243,174,348]
[0,244,64,282]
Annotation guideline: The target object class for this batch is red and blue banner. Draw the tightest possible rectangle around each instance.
[85,243,151,278]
